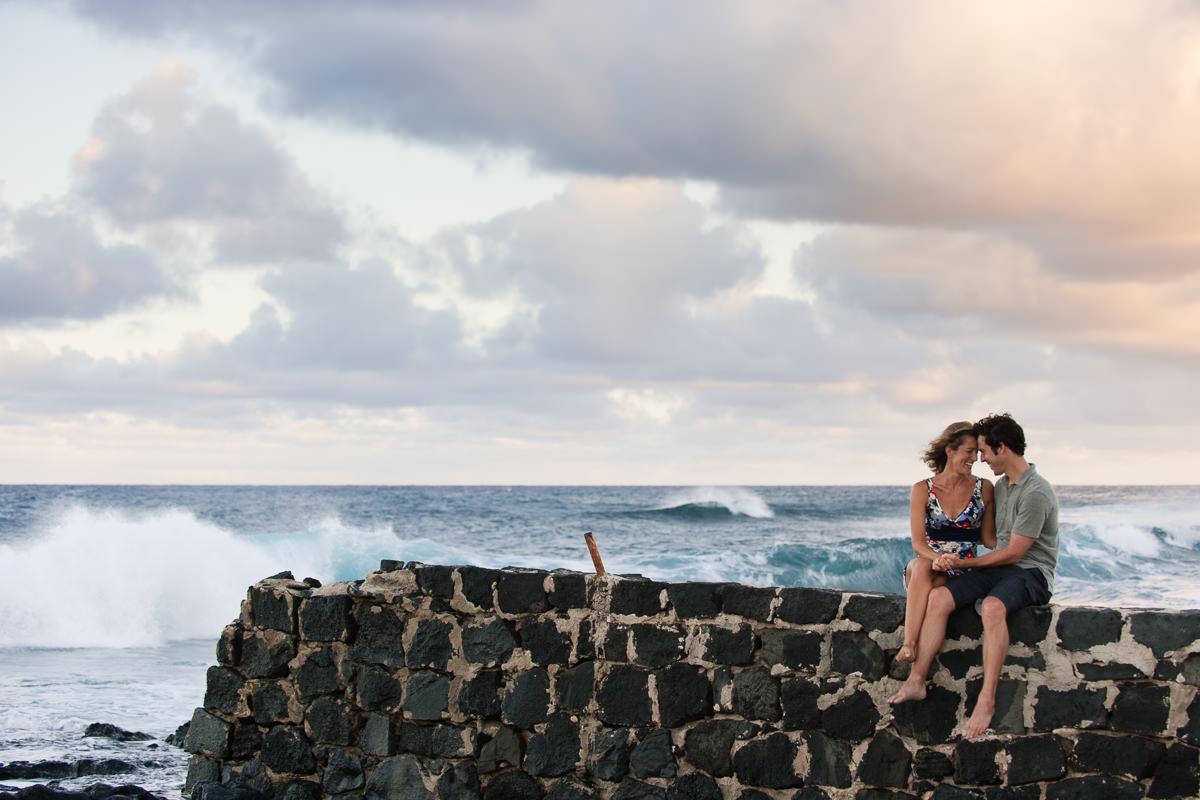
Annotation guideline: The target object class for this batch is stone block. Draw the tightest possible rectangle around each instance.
[478,726,524,773]
[1130,610,1200,657]
[1005,734,1065,785]
[945,606,983,640]
[588,727,633,781]
[1008,605,1052,646]
[722,585,777,622]
[184,709,231,758]
[954,738,1002,786]
[855,728,911,788]
[780,676,822,731]
[1110,681,1171,736]
[665,773,720,800]
[667,582,725,618]
[937,647,980,681]
[733,732,801,789]
[1076,661,1148,681]
[548,571,589,610]
[683,719,739,777]
[699,623,756,665]
[406,618,455,670]
[525,713,581,777]
[240,630,297,679]
[843,594,904,633]
[502,667,551,729]
[250,585,296,633]
[631,623,686,668]
[296,646,341,698]
[597,664,652,726]
[830,630,887,680]
[1043,776,1142,800]
[462,618,518,666]
[576,618,596,661]
[605,623,631,661]
[299,594,353,642]
[483,770,543,800]
[730,667,777,717]
[656,663,712,728]
[204,666,244,715]
[556,660,596,714]
[459,669,504,719]
[356,664,405,711]
[217,622,243,667]
[759,628,821,671]
[458,566,500,610]
[250,680,290,725]
[1070,731,1163,779]
[261,725,316,774]
[792,791,834,800]
[1033,686,1107,731]
[322,749,364,794]
[274,780,320,800]
[406,670,451,721]
[519,617,573,666]
[913,747,953,780]
[497,569,549,614]
[611,778,666,800]
[360,712,398,757]
[1055,607,1123,650]
[352,604,407,669]
[821,689,879,742]
[802,731,852,788]
[630,728,676,779]
[437,761,483,800]
[400,722,478,758]
[365,754,432,800]
[546,776,594,800]
[414,564,455,599]
[775,587,841,625]
[184,756,220,797]
[1147,741,1200,800]
[611,579,665,616]
[306,695,354,745]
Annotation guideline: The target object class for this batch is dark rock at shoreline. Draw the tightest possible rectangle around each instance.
[0,761,136,781]
[0,782,166,800]
[164,723,190,749]
[82,725,153,744]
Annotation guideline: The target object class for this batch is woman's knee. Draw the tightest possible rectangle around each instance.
[927,586,956,614]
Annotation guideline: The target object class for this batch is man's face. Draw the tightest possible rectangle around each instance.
[978,437,1005,476]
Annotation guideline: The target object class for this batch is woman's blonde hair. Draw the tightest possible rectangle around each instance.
[922,421,975,473]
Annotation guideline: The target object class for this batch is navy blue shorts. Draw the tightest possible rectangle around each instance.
[946,565,1050,614]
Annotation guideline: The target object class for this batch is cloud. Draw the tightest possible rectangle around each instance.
[0,204,183,323]
[73,59,344,263]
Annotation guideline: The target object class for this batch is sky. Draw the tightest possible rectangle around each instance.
[0,0,1198,485]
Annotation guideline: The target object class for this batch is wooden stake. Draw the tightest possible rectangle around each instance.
[584,531,606,576]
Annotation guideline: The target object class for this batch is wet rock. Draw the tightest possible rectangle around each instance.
[82,723,153,743]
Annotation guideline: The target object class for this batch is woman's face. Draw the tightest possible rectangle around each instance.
[946,436,978,474]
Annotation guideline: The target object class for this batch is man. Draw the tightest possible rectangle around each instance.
[888,413,1059,740]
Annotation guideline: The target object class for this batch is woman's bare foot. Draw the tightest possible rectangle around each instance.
[887,679,927,705]
[896,643,917,663]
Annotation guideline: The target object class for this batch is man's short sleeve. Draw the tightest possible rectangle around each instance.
[1011,487,1052,540]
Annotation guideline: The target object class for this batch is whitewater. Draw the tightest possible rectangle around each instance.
[1,484,1199,797]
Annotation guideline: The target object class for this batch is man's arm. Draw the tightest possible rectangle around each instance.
[934,533,1035,572]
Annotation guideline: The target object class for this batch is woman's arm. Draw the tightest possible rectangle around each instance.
[980,479,997,549]
[909,481,938,559]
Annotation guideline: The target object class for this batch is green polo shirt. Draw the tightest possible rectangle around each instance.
[994,463,1059,593]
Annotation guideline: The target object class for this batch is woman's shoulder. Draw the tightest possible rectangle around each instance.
[912,477,933,490]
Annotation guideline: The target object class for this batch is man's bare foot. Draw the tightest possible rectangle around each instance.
[963,702,995,740]
[887,680,927,705]
[896,643,917,663]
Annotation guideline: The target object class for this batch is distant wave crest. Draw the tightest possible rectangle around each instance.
[651,487,775,519]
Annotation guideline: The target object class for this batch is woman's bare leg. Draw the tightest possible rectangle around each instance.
[898,558,946,663]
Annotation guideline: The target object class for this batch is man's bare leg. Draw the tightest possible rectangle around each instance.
[963,595,1009,739]
[889,586,955,704]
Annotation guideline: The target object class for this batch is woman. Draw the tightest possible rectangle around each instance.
[897,421,996,663]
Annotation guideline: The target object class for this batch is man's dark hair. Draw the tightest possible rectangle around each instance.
[973,413,1026,456]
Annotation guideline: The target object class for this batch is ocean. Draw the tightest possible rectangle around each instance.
[2,483,1199,797]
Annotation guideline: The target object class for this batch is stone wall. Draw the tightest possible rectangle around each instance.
[183,563,1200,800]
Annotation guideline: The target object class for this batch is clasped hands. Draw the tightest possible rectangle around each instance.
[932,553,961,572]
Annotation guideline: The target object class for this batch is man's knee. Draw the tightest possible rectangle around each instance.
[979,595,1008,626]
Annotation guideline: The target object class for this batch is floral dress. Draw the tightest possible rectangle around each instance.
[924,477,984,577]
